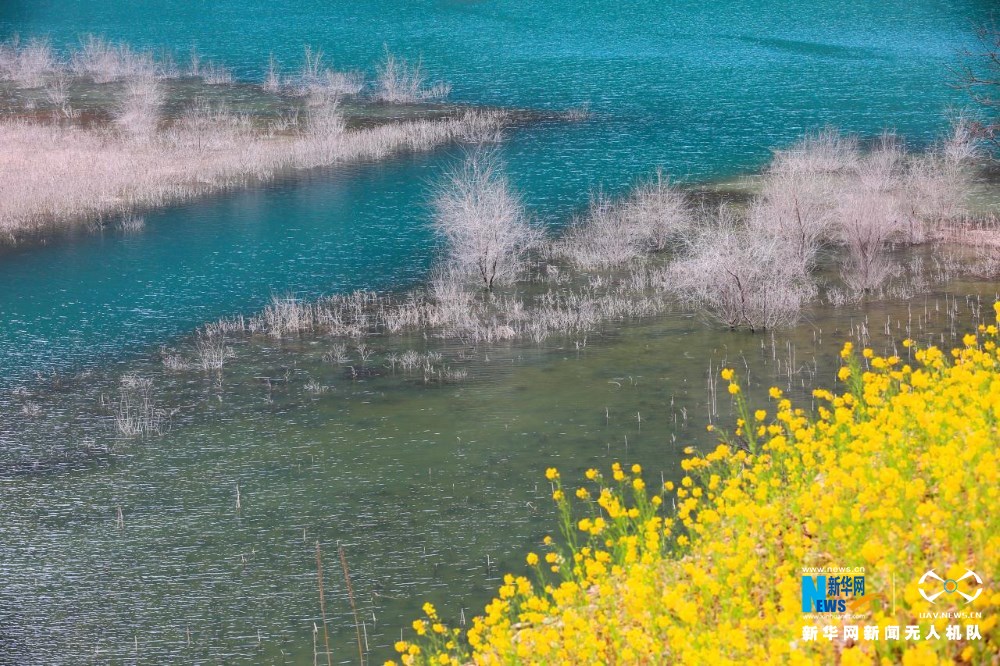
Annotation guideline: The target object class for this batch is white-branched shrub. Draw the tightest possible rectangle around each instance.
[432,151,539,291]
[0,36,57,88]
[555,173,691,269]
[114,73,163,140]
[670,208,815,331]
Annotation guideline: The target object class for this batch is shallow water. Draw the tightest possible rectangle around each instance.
[1,2,998,664]
[1,288,997,664]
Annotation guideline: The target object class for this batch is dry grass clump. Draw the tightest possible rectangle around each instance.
[375,49,450,103]
[102,374,166,438]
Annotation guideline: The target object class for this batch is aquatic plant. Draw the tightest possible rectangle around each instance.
[104,374,166,438]
[390,306,1000,664]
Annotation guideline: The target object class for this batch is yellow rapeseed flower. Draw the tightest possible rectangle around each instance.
[399,306,1000,666]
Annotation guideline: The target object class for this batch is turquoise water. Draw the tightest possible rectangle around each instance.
[0,0,992,380]
[1,2,998,664]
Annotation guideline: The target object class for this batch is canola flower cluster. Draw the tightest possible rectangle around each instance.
[388,303,1000,665]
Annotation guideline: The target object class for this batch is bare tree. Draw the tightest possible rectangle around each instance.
[432,151,539,291]
[829,134,915,291]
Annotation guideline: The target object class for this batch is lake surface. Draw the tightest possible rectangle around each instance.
[0,0,992,380]
[0,1,998,664]
[2,289,995,664]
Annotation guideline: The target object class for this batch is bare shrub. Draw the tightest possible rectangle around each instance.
[904,154,966,239]
[201,61,233,85]
[625,171,694,251]
[307,101,346,139]
[670,208,815,331]
[748,169,833,275]
[114,74,164,140]
[70,35,158,83]
[0,36,57,87]
[323,343,350,364]
[556,172,692,269]
[304,378,330,393]
[295,46,364,100]
[432,151,539,290]
[21,402,42,418]
[375,49,449,103]
[941,116,981,165]
[834,190,903,292]
[162,353,189,371]
[904,120,978,238]
[263,53,281,92]
[43,72,68,105]
[826,136,909,291]
[195,335,235,370]
[769,128,859,175]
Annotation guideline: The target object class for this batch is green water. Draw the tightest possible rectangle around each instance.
[2,288,997,664]
[1,1,998,663]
